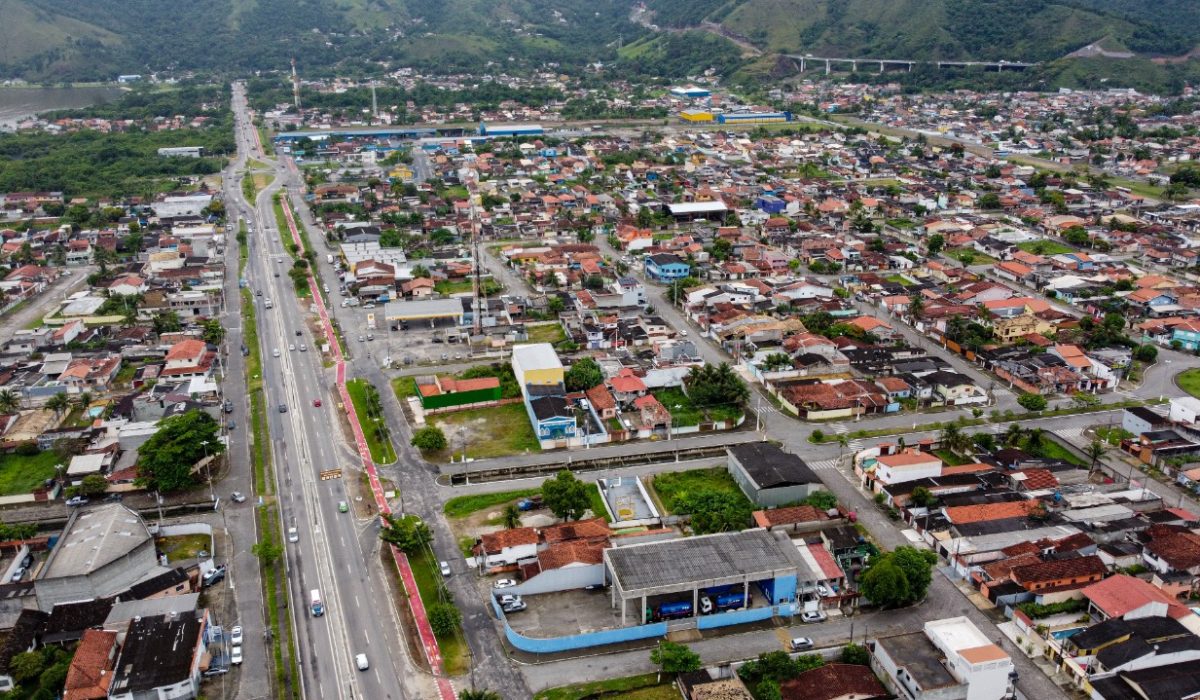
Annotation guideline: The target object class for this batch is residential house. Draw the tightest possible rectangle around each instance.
[644,253,691,283]
[727,442,825,507]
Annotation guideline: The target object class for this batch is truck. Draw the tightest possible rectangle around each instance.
[700,591,748,614]
[366,313,376,331]
[647,600,692,622]
[310,589,325,617]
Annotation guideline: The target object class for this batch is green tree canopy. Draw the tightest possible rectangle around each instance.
[542,469,590,521]
[379,514,432,555]
[1017,393,1048,412]
[564,358,603,391]
[677,490,751,534]
[136,410,223,492]
[859,558,911,608]
[428,602,462,637]
[650,640,701,677]
[684,363,749,408]
[411,425,447,453]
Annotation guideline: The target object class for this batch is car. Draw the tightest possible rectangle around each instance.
[278,404,287,413]
[358,335,365,342]
[680,329,688,336]
[439,561,451,577]
[441,353,449,361]
[231,492,246,503]
[817,583,834,597]
[202,565,227,587]
[355,653,369,671]
[65,496,88,507]
[313,398,322,407]
[299,344,307,352]
[454,353,462,360]
[338,501,348,513]
[366,334,373,341]
[295,329,302,336]
[256,289,262,296]
[288,344,296,352]
[272,348,280,357]
[10,567,26,582]
[230,626,244,645]
[790,637,814,651]
[287,527,299,543]
[801,610,827,624]
[493,579,517,589]
[224,400,235,413]
[502,599,527,613]
[274,271,280,277]
[231,646,243,665]
[227,420,236,431]
[497,594,522,605]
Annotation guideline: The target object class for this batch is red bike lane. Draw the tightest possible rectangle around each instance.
[279,192,457,700]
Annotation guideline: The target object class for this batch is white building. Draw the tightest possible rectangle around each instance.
[872,616,1014,700]
[1169,396,1200,425]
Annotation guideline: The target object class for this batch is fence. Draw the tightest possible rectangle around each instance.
[493,593,669,653]
[696,604,786,630]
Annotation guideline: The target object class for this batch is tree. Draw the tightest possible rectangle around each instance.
[891,547,937,601]
[1085,440,1108,476]
[1063,227,1090,247]
[908,295,925,319]
[685,363,749,408]
[666,276,700,304]
[79,474,108,497]
[201,318,225,344]
[136,410,224,492]
[1134,344,1157,363]
[542,470,590,521]
[1017,393,1048,412]
[152,311,182,335]
[0,388,21,414]
[502,504,521,529]
[678,490,752,534]
[909,486,935,508]
[564,358,603,391]
[939,424,972,456]
[458,691,502,700]
[9,651,44,683]
[428,602,462,637]
[650,640,701,680]
[841,643,870,666]
[45,393,71,415]
[926,234,945,256]
[74,391,92,410]
[546,296,565,314]
[977,193,1001,210]
[859,558,911,608]
[251,540,283,566]
[411,425,447,453]
[379,514,432,555]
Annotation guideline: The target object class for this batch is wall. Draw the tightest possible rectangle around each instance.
[419,386,503,410]
[696,603,781,630]
[492,595,668,652]
[157,523,214,538]
[504,563,604,596]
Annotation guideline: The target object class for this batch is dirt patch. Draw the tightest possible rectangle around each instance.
[7,410,61,442]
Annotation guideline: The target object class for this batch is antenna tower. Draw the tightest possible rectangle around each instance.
[290,58,302,111]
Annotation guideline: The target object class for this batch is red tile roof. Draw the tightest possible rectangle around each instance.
[944,499,1040,524]
[780,663,888,700]
[752,505,827,528]
[479,527,538,553]
[64,629,117,700]
[1011,555,1107,585]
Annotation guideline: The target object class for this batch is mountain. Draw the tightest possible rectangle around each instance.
[639,0,1200,62]
[0,0,644,80]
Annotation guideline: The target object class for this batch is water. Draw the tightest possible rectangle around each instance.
[0,85,126,129]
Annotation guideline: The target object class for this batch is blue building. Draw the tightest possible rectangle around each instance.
[478,122,544,137]
[644,253,692,282]
[527,394,577,441]
[756,195,786,214]
[716,111,792,125]
[1173,322,1200,350]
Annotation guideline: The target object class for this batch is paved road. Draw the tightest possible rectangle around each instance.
[0,266,93,344]
[273,153,531,698]
[230,84,421,700]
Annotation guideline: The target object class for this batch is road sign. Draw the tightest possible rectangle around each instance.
[319,469,343,481]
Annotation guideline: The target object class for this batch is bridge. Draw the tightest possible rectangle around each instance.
[783,54,1037,74]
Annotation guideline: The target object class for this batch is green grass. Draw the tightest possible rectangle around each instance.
[885,274,914,286]
[1016,240,1075,256]
[155,534,212,562]
[345,378,398,464]
[650,466,751,515]
[443,488,541,518]
[944,247,998,265]
[653,387,702,427]
[585,483,611,522]
[0,450,64,497]
[427,402,540,461]
[933,449,970,466]
[391,377,418,401]
[534,673,683,700]
[1179,369,1200,399]
[257,125,274,156]
[520,323,567,345]
[407,548,470,676]
[247,158,269,170]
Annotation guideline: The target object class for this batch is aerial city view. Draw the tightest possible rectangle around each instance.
[6,2,1200,700]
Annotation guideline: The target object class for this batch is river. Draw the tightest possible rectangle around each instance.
[0,85,126,129]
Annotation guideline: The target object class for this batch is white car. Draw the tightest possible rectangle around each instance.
[439,561,451,577]
[230,626,244,645]
[790,637,814,651]
[817,583,835,597]
[231,645,243,665]
[272,348,280,357]
[801,610,827,624]
[287,527,299,543]
[288,344,296,352]
[493,579,517,589]
[355,653,369,671]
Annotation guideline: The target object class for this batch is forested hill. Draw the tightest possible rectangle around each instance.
[640,0,1200,61]
[0,0,644,81]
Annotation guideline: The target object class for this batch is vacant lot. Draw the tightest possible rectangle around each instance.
[428,402,540,461]
[443,488,541,518]
[1179,369,1200,399]
[520,323,566,345]
[0,450,63,497]
[650,466,750,514]
[155,534,212,562]
[535,673,683,700]
[1016,240,1075,255]
[345,379,397,463]
[407,548,469,676]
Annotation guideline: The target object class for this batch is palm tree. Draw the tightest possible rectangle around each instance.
[502,504,521,529]
[1085,440,1108,476]
[0,389,20,415]
[75,392,92,411]
[45,393,70,415]
[1003,423,1025,447]
[458,690,502,700]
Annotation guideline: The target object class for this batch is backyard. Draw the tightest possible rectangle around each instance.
[427,402,540,461]
[944,248,998,265]
[520,323,567,345]
[534,673,682,700]
[443,488,541,518]
[0,450,63,497]
[1017,240,1075,256]
[155,534,212,563]
[653,387,743,427]
[650,466,751,514]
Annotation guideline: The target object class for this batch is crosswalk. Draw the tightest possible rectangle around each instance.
[1053,426,1089,448]
[809,458,841,472]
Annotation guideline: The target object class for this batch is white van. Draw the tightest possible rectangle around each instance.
[310,589,324,616]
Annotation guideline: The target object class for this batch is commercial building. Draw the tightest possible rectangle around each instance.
[156,146,204,158]
[727,442,825,507]
[603,529,812,626]
[511,343,565,398]
[380,298,465,325]
[478,122,544,137]
[872,616,1014,700]
[644,253,693,282]
[717,111,792,125]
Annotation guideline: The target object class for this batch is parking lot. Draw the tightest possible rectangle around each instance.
[477,579,626,637]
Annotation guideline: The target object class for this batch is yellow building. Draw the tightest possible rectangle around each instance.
[511,343,565,398]
[679,110,715,123]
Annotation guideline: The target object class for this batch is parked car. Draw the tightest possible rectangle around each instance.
[502,599,527,613]
[790,637,814,651]
[497,594,522,606]
[230,626,243,645]
[493,579,517,589]
[65,496,88,507]
[10,567,26,582]
[231,646,243,665]
[224,400,234,414]
[278,404,287,413]
[231,492,246,503]
[202,565,227,587]
[801,610,827,624]
[439,561,451,577]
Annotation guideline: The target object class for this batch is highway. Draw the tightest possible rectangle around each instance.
[227,83,419,700]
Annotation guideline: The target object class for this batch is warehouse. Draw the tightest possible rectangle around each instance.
[603,529,812,625]
[670,86,711,99]
[380,298,465,325]
[478,122,544,137]
[717,111,792,125]
[679,110,714,123]
[728,442,826,507]
[667,201,728,223]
